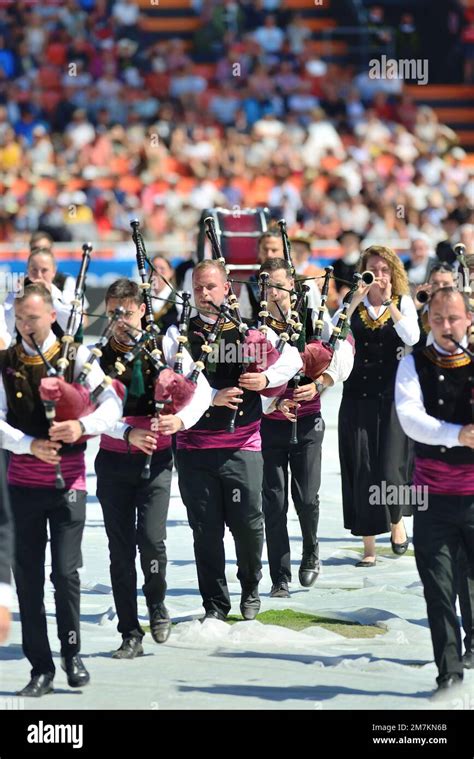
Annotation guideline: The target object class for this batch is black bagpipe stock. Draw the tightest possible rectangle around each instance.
[277,218,296,279]
[76,307,125,386]
[141,292,194,480]
[55,243,92,378]
[30,335,66,490]
[328,272,362,348]
[130,219,160,352]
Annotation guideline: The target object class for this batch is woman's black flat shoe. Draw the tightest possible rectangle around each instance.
[391,539,409,555]
[355,558,377,567]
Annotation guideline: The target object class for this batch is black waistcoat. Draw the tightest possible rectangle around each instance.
[0,339,85,454]
[99,336,163,418]
[266,309,315,389]
[186,316,262,431]
[153,302,179,335]
[413,345,474,465]
[343,297,405,400]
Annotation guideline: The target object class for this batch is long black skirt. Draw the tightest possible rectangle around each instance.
[338,394,413,536]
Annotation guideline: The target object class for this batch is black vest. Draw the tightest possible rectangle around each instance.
[266,309,315,389]
[343,297,405,400]
[186,316,262,431]
[153,302,179,335]
[413,345,474,466]
[0,339,85,454]
[99,336,163,418]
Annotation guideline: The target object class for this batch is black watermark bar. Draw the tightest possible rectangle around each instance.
[0,710,472,756]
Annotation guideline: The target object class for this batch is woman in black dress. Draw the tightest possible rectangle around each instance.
[338,245,420,566]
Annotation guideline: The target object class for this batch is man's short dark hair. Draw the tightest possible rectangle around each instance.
[259,258,293,277]
[105,278,142,306]
[428,262,455,277]
[258,228,281,248]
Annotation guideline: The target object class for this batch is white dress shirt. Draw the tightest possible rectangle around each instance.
[312,310,354,385]
[333,294,420,347]
[0,331,123,454]
[0,305,11,348]
[106,327,213,438]
[362,294,420,346]
[395,338,467,447]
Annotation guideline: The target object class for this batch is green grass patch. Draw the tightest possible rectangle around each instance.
[342,546,415,558]
[143,609,384,638]
[227,609,384,638]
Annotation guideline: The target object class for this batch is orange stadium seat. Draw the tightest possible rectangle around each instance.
[10,178,30,198]
[175,177,197,194]
[192,64,216,80]
[118,175,143,194]
[35,179,57,197]
[139,17,201,33]
[109,156,130,175]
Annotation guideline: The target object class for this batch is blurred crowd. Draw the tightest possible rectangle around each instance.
[0,0,472,258]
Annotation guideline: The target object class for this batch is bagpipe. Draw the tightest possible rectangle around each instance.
[450,242,474,370]
[204,216,288,433]
[278,218,360,382]
[130,219,205,478]
[271,262,361,445]
[32,243,100,489]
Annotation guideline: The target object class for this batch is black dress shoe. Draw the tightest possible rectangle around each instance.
[112,636,144,659]
[61,655,90,688]
[200,609,227,622]
[270,580,290,598]
[431,673,463,699]
[17,673,54,697]
[149,603,172,644]
[462,651,473,669]
[240,587,261,620]
[298,553,320,588]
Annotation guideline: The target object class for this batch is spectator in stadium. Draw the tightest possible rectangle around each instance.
[331,231,363,301]
[404,235,437,292]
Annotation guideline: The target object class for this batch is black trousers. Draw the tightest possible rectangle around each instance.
[10,486,86,677]
[458,546,474,654]
[413,493,474,682]
[177,448,264,616]
[261,413,324,584]
[95,448,172,638]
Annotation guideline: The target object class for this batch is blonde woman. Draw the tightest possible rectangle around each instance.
[338,246,420,565]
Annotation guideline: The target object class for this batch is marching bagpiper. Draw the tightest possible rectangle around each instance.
[95,277,211,658]
[258,257,354,597]
[0,281,123,696]
[396,287,474,697]
[175,228,302,622]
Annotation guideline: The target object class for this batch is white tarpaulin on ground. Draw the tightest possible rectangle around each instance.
[1,384,473,711]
